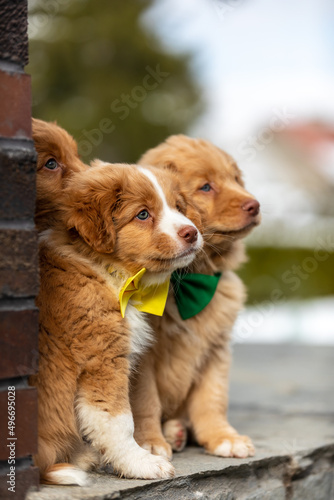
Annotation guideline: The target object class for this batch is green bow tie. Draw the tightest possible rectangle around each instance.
[171,270,222,320]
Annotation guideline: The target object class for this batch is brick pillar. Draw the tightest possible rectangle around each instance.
[0,1,39,498]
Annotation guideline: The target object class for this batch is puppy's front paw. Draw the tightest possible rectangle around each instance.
[140,437,173,460]
[162,419,187,452]
[117,451,175,479]
[211,435,255,458]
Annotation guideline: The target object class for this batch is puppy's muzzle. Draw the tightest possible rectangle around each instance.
[242,199,260,217]
[178,225,198,244]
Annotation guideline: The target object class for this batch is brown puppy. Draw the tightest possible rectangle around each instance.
[29,159,203,485]
[32,118,95,479]
[131,135,260,459]
[32,118,87,231]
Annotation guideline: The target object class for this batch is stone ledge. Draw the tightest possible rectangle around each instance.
[26,411,334,500]
[26,345,334,499]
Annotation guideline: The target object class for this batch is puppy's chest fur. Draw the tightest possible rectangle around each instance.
[104,265,154,363]
[150,270,246,410]
[75,262,154,364]
[125,306,153,365]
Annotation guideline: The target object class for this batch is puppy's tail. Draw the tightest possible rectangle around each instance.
[41,463,88,486]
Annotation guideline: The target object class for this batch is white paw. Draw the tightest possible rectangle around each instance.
[213,437,255,458]
[162,419,187,452]
[116,450,175,479]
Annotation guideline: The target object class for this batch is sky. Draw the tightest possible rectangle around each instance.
[143,0,334,236]
[144,0,334,143]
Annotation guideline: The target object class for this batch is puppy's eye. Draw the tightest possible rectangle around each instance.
[44,158,58,170]
[199,183,212,192]
[176,204,183,213]
[136,210,150,221]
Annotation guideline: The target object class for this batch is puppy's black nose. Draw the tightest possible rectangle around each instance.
[178,225,198,244]
[242,199,260,217]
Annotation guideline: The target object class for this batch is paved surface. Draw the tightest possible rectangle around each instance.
[26,344,334,500]
[229,344,334,415]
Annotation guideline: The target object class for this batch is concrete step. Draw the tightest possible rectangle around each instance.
[26,344,334,500]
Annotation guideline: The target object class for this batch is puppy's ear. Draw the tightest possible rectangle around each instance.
[67,199,116,254]
[63,171,120,254]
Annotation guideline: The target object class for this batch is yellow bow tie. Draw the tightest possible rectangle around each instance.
[108,267,170,318]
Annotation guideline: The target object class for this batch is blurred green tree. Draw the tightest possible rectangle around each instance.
[28,0,202,163]
[239,247,334,305]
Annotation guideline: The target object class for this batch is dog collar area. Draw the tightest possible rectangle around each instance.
[171,270,222,320]
[107,266,170,318]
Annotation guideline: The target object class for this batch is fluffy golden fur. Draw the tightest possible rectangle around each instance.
[29,158,203,485]
[131,135,261,459]
[32,118,88,231]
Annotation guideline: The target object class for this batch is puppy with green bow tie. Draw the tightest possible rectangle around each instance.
[131,135,261,460]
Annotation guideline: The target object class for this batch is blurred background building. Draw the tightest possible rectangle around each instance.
[28,0,334,344]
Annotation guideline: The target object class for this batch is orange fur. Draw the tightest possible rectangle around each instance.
[32,118,88,231]
[29,154,202,483]
[131,135,261,459]
[32,119,93,483]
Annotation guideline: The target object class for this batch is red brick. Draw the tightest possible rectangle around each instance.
[0,146,36,221]
[0,464,39,500]
[0,387,38,461]
[0,306,38,379]
[0,70,31,139]
[0,227,39,298]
